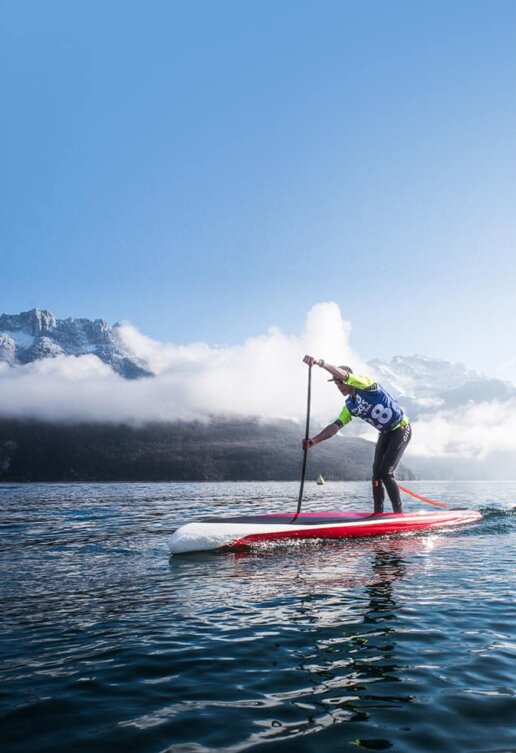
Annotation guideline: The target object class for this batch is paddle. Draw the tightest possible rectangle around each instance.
[292,362,312,521]
[399,485,447,509]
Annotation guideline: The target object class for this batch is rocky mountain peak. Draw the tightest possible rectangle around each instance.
[0,308,152,379]
[0,308,58,336]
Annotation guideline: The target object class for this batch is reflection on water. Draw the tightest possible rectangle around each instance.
[259,544,410,749]
[163,536,442,751]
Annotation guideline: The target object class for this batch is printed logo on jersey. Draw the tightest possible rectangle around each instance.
[346,383,404,432]
[353,394,372,418]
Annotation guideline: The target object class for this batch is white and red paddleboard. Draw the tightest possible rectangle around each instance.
[168,509,482,554]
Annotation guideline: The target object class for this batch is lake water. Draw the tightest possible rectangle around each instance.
[1,481,515,753]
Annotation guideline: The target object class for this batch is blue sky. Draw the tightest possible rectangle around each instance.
[1,0,515,375]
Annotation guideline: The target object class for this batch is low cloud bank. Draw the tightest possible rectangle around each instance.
[1,301,515,464]
[0,302,362,423]
[403,400,516,460]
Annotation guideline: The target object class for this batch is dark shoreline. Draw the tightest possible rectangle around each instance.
[0,417,414,484]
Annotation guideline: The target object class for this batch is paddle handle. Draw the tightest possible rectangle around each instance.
[294,363,312,519]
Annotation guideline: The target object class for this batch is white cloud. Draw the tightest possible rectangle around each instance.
[407,400,516,460]
[2,301,516,466]
[0,302,364,424]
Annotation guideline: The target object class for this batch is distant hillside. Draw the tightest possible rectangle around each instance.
[0,418,414,483]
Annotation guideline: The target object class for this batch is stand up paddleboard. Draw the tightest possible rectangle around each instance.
[169,367,482,554]
[169,509,482,554]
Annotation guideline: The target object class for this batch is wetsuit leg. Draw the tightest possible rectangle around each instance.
[372,431,389,513]
[374,424,412,513]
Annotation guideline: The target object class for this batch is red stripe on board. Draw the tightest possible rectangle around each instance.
[229,511,481,548]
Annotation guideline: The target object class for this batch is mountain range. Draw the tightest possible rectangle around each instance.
[0,308,151,378]
[2,309,514,409]
[1,308,514,481]
[369,355,515,417]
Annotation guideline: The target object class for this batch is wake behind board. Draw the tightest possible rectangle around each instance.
[169,509,482,554]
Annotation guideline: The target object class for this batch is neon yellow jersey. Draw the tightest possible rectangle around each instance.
[334,374,408,432]
[335,375,375,426]
[336,404,353,426]
[345,374,376,389]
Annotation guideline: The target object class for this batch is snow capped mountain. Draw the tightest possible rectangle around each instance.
[368,354,516,416]
[0,308,153,379]
[368,354,483,398]
[2,309,514,413]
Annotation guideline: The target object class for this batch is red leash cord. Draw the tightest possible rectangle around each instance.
[399,485,447,509]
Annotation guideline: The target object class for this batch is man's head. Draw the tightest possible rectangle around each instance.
[328,365,354,396]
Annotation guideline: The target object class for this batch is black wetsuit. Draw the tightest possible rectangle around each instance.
[372,422,412,513]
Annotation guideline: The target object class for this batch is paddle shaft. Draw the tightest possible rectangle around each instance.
[294,363,312,519]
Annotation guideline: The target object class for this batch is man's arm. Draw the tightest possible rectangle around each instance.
[303,355,350,381]
[302,355,375,389]
[303,421,340,450]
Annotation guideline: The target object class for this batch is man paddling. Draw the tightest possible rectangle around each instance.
[302,356,412,514]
